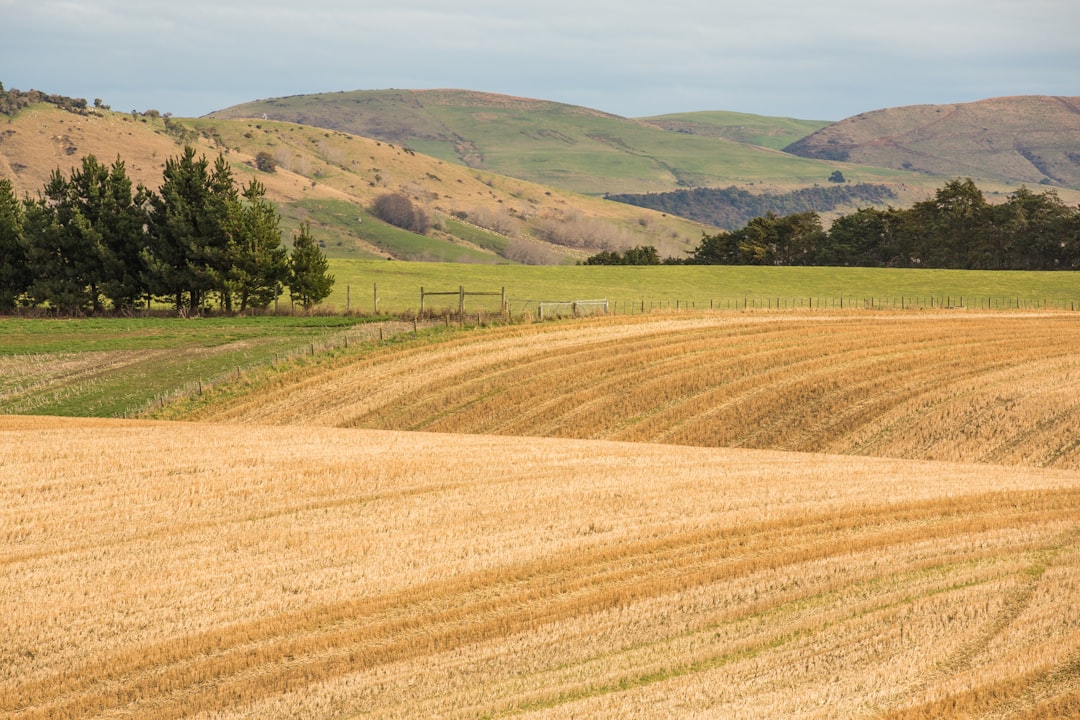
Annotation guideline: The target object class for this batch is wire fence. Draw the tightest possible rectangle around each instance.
[597,296,1080,314]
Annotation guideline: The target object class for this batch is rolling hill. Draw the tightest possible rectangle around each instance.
[165,312,1080,471]
[210,90,1080,198]
[208,89,915,197]
[0,102,711,263]
[785,95,1080,188]
[6,87,1080,267]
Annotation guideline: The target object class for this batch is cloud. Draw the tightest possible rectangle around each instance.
[2,0,1077,120]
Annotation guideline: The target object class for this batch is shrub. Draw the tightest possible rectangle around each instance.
[372,192,429,234]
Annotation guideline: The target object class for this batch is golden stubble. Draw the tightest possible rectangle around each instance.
[184,311,1080,470]
[2,416,1079,719]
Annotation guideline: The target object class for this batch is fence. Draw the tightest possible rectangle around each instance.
[324,282,1080,319]
[598,296,1080,313]
[420,286,507,317]
[535,299,610,320]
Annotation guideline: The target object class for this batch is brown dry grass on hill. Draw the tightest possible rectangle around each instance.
[0,105,708,261]
[786,95,1080,187]
[173,311,1080,471]
[2,416,1079,719]
[0,105,342,209]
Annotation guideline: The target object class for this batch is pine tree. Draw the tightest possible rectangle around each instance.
[227,178,289,312]
[147,147,237,312]
[23,168,106,313]
[288,223,334,310]
[67,155,149,311]
[0,178,29,311]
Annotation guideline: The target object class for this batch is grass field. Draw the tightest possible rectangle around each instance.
[0,315,407,417]
[323,260,1080,315]
[3,416,1079,719]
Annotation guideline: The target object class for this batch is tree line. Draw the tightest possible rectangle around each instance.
[685,180,1080,269]
[0,82,96,116]
[585,179,1080,269]
[0,147,334,314]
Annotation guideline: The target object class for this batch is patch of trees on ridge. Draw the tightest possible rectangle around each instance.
[0,82,98,116]
[0,147,334,315]
[605,183,896,230]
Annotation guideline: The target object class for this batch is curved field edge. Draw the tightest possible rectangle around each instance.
[0,316,420,417]
[167,311,1080,470]
[2,416,1079,719]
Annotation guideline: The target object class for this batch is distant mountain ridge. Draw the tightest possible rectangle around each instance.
[5,84,1080,267]
[208,89,857,197]
[784,95,1080,188]
[212,90,1080,203]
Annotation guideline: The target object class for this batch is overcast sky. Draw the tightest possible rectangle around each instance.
[3,0,1078,121]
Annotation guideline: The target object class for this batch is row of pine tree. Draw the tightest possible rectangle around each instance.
[0,146,333,314]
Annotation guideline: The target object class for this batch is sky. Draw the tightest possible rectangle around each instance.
[3,0,1078,121]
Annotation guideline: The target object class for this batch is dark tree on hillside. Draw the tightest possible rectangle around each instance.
[583,245,662,265]
[255,151,277,173]
[66,156,150,311]
[0,178,29,311]
[226,178,289,312]
[691,212,825,266]
[909,178,989,268]
[22,169,106,313]
[146,147,237,312]
[990,186,1076,270]
[372,192,429,234]
[288,222,334,310]
[685,178,1080,270]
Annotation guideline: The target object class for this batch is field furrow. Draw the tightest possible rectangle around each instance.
[175,312,1080,469]
[2,417,1079,718]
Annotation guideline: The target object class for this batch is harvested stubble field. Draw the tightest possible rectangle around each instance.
[6,309,1080,719]
[2,415,1079,719]
[174,311,1080,470]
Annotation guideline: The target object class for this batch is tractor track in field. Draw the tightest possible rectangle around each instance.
[182,312,1080,470]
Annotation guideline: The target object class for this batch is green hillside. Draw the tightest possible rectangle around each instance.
[638,110,830,150]
[209,89,894,196]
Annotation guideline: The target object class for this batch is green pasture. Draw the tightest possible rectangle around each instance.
[324,260,1080,315]
[283,199,505,263]
[0,316,375,417]
[638,111,830,150]
[213,90,893,197]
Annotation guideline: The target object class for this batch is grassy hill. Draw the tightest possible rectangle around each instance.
[0,103,711,263]
[638,109,830,150]
[785,95,1080,189]
[209,89,1080,227]
[209,89,921,197]
[5,90,1079,268]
